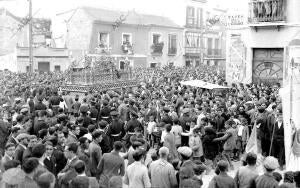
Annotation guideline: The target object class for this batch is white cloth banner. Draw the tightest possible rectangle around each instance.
[180,80,229,90]
[280,82,300,171]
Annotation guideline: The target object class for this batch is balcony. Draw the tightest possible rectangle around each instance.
[151,42,164,56]
[248,0,286,24]
[122,42,133,55]
[206,49,222,57]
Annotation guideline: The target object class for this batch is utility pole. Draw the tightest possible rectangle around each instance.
[28,0,33,72]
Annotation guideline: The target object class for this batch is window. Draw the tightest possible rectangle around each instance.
[122,33,132,45]
[152,34,161,44]
[98,32,109,48]
[214,38,220,49]
[54,65,61,72]
[186,6,195,26]
[168,34,177,55]
[207,38,213,55]
[197,8,203,27]
[186,32,201,48]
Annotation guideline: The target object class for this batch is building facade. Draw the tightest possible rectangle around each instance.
[183,0,226,67]
[0,8,69,73]
[226,0,300,85]
[64,7,184,69]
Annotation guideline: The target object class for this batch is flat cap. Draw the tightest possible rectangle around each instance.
[263,156,279,170]
[16,133,29,141]
[177,146,192,157]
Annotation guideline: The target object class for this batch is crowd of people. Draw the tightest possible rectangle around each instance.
[0,65,299,188]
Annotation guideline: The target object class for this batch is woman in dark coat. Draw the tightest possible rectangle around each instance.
[202,126,218,168]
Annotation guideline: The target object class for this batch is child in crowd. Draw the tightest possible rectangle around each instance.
[170,118,183,148]
[189,128,204,161]
[147,115,156,147]
[163,124,177,161]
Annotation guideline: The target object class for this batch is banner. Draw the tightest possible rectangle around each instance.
[281,43,300,171]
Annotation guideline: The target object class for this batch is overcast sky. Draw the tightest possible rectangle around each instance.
[1,0,247,24]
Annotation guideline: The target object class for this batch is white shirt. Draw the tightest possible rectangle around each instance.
[123,161,151,188]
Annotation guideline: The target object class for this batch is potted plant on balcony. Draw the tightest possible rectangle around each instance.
[122,41,133,54]
[151,42,164,55]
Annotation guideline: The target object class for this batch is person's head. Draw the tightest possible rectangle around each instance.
[272,172,282,182]
[159,147,169,159]
[17,133,29,146]
[64,142,78,159]
[165,124,172,133]
[216,160,229,173]
[193,163,207,176]
[151,152,158,161]
[5,143,16,157]
[113,141,123,152]
[149,115,154,122]
[177,146,192,161]
[92,131,103,143]
[132,149,144,162]
[88,124,96,133]
[74,160,85,175]
[3,160,20,171]
[28,135,38,148]
[44,141,54,157]
[283,171,294,184]
[263,156,279,173]
[57,131,66,145]
[245,152,257,166]
[32,144,46,159]
[78,137,89,149]
[72,125,80,136]
[22,158,39,175]
[36,172,56,188]
[294,171,300,187]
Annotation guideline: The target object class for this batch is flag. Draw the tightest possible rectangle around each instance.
[246,123,258,154]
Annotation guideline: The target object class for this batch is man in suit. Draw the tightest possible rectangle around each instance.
[14,133,29,165]
[88,130,103,179]
[70,160,99,188]
[43,141,56,175]
[0,119,10,155]
[270,113,285,169]
[20,158,40,188]
[58,142,79,188]
[1,142,16,171]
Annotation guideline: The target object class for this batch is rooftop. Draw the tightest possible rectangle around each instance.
[81,7,182,28]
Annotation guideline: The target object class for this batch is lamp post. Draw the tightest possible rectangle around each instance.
[28,0,33,73]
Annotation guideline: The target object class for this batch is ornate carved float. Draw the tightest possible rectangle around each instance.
[61,54,139,93]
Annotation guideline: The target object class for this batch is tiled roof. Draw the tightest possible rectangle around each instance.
[81,7,182,28]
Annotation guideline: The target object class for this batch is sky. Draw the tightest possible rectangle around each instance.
[0,0,247,46]
[0,0,247,23]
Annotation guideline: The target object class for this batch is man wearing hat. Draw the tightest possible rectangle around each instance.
[255,156,279,188]
[49,90,63,115]
[107,111,125,148]
[100,100,111,123]
[124,111,143,149]
[161,107,173,125]
[14,133,29,165]
[179,108,191,146]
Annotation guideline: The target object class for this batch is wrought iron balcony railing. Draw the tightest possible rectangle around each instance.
[248,0,286,24]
